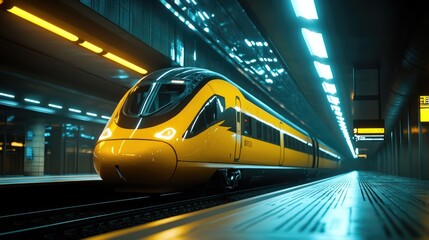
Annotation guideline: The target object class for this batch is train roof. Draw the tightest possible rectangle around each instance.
[141,67,311,137]
[140,67,228,84]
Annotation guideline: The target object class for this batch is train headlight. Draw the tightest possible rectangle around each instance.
[98,127,112,141]
[155,127,176,140]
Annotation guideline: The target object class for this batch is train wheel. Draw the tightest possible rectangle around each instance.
[205,169,242,193]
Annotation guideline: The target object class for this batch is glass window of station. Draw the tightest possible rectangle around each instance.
[0,106,103,176]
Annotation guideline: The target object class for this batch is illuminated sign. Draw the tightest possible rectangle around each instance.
[354,128,384,134]
[353,120,384,141]
[420,96,429,122]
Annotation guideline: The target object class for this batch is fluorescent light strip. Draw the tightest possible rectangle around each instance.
[7,6,147,75]
[68,108,81,113]
[322,81,336,94]
[7,6,79,42]
[313,61,333,80]
[24,98,40,104]
[48,103,63,109]
[327,95,340,105]
[0,92,15,98]
[291,0,319,20]
[79,41,103,53]
[101,115,110,120]
[301,28,328,58]
[86,112,97,117]
[103,52,148,74]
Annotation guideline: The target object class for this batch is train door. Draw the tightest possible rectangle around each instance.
[234,96,242,161]
[312,138,319,168]
[279,122,284,165]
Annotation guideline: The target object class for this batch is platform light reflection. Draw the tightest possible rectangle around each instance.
[155,128,177,140]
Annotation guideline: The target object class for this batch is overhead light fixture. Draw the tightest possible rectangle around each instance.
[322,81,336,94]
[24,98,40,104]
[103,52,148,74]
[7,6,79,42]
[0,92,15,98]
[301,28,328,58]
[48,103,63,109]
[79,41,103,54]
[313,61,333,79]
[86,112,97,117]
[68,108,82,113]
[327,95,340,105]
[7,5,148,75]
[291,0,319,20]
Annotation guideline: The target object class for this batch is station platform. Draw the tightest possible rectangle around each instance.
[0,174,101,186]
[86,171,429,240]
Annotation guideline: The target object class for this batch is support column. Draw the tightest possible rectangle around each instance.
[24,119,45,176]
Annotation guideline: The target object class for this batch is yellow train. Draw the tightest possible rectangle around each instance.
[93,67,341,193]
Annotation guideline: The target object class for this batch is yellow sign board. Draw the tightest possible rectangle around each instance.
[354,128,384,134]
[420,96,429,122]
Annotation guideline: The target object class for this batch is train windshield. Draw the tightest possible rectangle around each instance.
[123,80,188,116]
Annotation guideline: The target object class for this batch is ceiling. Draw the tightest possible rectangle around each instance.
[0,0,173,124]
[240,0,429,158]
[1,0,428,159]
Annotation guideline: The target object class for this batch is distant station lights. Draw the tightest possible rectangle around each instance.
[160,0,286,89]
[4,5,147,75]
[0,90,110,124]
[291,0,357,158]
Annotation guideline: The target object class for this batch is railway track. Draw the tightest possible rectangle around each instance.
[0,179,315,240]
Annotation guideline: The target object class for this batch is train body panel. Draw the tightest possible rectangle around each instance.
[174,80,237,164]
[93,67,342,193]
[282,149,311,168]
[93,139,177,186]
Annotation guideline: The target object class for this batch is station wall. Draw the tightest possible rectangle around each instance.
[0,106,102,176]
[370,82,429,179]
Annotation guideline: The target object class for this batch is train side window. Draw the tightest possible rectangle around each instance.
[283,134,288,148]
[204,97,218,126]
[256,121,262,139]
[189,110,207,137]
[186,95,224,138]
[123,85,150,115]
[262,124,268,141]
[267,126,273,143]
[274,130,280,145]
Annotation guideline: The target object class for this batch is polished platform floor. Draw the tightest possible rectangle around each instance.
[86,171,429,240]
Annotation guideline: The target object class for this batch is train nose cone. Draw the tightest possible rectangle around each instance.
[93,140,177,186]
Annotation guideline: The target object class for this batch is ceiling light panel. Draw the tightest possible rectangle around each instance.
[301,28,328,58]
[292,0,356,158]
[291,0,319,19]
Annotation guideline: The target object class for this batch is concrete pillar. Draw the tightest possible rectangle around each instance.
[24,119,45,176]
